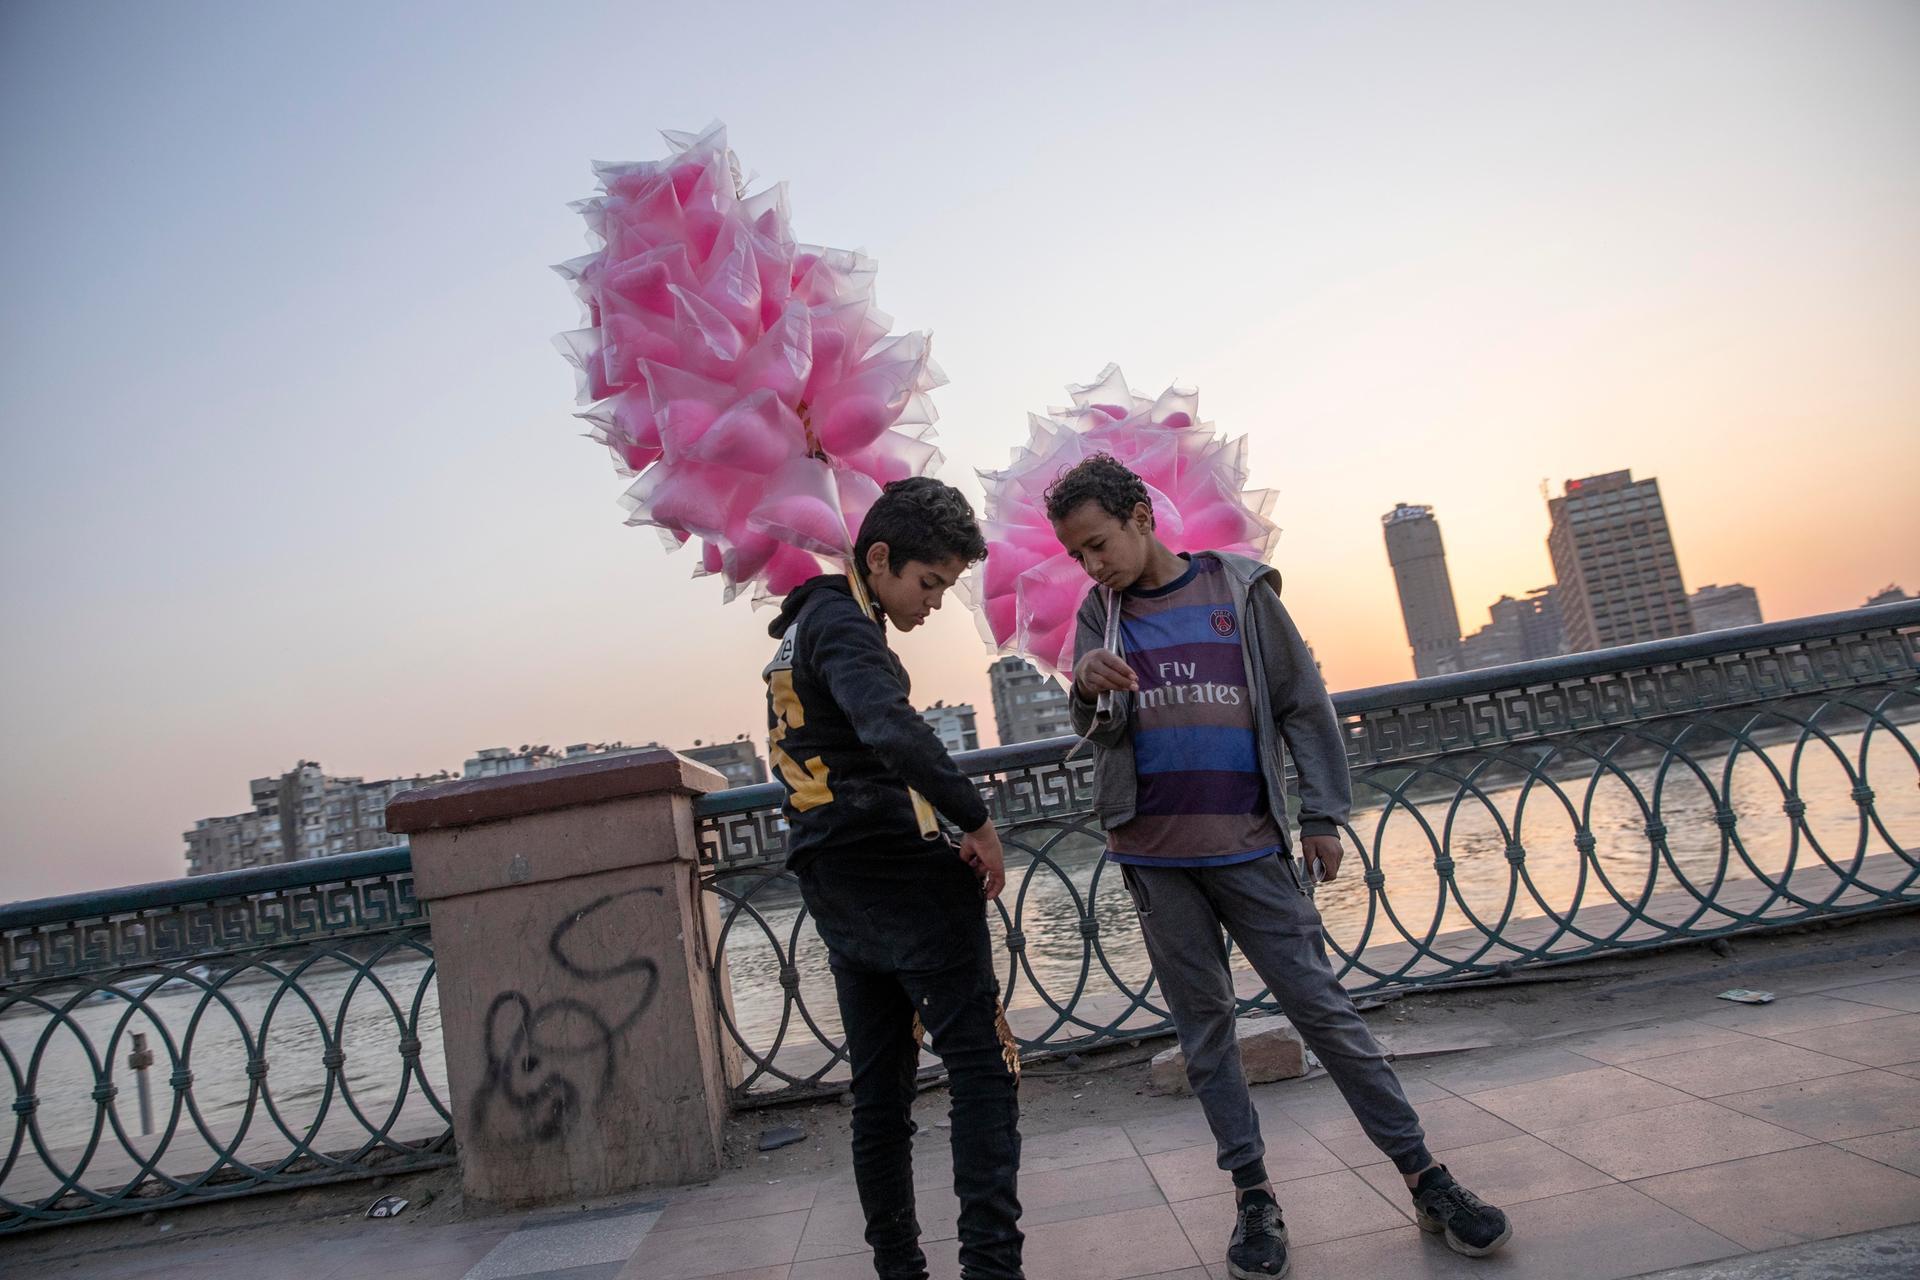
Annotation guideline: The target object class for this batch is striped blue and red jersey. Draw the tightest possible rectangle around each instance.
[1106,554,1284,868]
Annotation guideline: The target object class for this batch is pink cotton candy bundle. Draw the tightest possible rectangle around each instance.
[556,123,946,602]
[971,364,1279,675]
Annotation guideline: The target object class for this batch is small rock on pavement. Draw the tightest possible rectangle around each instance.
[758,1124,807,1152]
[1149,1016,1307,1095]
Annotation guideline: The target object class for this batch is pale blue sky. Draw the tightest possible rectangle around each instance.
[3,1,1917,899]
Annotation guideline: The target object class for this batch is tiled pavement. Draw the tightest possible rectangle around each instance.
[22,970,1920,1280]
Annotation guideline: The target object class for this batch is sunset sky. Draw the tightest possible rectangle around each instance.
[3,1,1916,899]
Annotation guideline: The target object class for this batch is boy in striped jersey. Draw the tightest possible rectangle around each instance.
[1049,455,1510,1277]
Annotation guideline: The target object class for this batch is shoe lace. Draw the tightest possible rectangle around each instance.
[1238,1197,1280,1237]
[1428,1180,1487,1219]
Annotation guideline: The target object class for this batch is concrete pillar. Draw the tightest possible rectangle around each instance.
[387,749,732,1208]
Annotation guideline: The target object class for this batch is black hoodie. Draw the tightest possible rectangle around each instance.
[763,574,990,868]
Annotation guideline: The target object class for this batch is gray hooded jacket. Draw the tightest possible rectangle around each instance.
[1067,551,1352,857]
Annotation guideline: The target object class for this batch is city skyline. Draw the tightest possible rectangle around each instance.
[4,3,1916,900]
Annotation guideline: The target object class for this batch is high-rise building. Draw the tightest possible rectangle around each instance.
[681,738,769,787]
[1864,584,1912,607]
[989,656,1073,745]
[1547,470,1693,652]
[919,701,980,754]
[185,761,450,876]
[1382,504,1464,678]
[1688,584,1764,633]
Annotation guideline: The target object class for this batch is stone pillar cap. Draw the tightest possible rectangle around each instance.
[386,749,727,835]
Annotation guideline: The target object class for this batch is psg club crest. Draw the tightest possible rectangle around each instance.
[1210,608,1237,638]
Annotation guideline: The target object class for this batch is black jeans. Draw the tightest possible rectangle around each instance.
[798,844,1024,1280]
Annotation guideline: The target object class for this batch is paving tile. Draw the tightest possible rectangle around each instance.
[1019,1123,1143,1174]
[654,1181,820,1231]
[1123,1108,1220,1157]
[1618,1038,1863,1097]
[1140,1114,1343,1202]
[1018,1203,1203,1279]
[1535,1099,1813,1180]
[1353,1134,1614,1213]
[1169,1169,1406,1260]
[615,1208,807,1280]
[1776,1013,1920,1068]
[467,1208,664,1280]
[796,1182,961,1261]
[1837,1128,1920,1177]
[1304,1095,1522,1168]
[1555,1019,1758,1065]
[1694,993,1900,1036]
[1261,1182,1741,1280]
[321,1227,518,1280]
[497,1265,625,1280]
[792,1256,927,1280]
[1415,1044,1608,1094]
[1889,1061,1920,1080]
[1255,1070,1453,1128]
[1018,1154,1166,1226]
[1463,1065,1692,1133]
[1631,1143,1920,1250]
[1716,1069,1920,1141]
[1810,976,1920,1011]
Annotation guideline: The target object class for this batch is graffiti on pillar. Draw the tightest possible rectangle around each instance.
[471,885,663,1143]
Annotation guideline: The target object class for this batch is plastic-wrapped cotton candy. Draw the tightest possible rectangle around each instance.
[970,365,1279,676]
[556,123,947,603]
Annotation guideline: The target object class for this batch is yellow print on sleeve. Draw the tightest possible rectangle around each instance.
[764,625,834,811]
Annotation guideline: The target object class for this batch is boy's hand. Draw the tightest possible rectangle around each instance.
[1073,648,1139,699]
[1301,834,1344,883]
[960,821,1006,900]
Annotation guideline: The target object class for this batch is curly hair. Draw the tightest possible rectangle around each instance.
[1043,453,1153,527]
[854,476,989,573]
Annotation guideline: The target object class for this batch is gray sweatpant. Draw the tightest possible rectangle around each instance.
[1119,854,1433,1178]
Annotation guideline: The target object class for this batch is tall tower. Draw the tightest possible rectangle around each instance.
[1547,470,1693,652]
[1382,504,1464,679]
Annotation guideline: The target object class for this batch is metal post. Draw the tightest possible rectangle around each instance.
[128,1031,154,1136]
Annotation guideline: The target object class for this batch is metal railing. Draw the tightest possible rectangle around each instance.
[4,602,1915,1228]
[1,849,448,1232]
[697,603,1920,1097]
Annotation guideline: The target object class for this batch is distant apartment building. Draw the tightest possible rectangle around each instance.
[680,737,769,787]
[989,655,1073,745]
[1688,583,1764,633]
[466,741,657,778]
[1459,587,1567,671]
[1382,504,1465,678]
[1547,470,1693,651]
[920,701,980,755]
[560,741,656,765]
[464,745,563,778]
[1459,617,1524,671]
[1865,584,1912,607]
[185,761,450,877]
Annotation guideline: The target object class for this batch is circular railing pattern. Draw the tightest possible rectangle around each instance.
[702,683,1919,1100]
[1,928,449,1231]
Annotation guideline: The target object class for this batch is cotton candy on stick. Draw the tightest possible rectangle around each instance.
[969,365,1280,677]
[556,123,948,603]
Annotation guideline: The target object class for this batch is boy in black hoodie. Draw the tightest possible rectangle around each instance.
[763,477,1022,1280]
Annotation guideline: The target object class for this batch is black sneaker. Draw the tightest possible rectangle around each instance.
[1226,1187,1290,1279]
[1412,1164,1512,1257]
